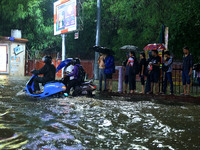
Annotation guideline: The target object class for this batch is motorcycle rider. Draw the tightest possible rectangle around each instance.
[64,58,82,96]
[31,55,56,94]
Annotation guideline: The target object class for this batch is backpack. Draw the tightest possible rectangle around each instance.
[76,65,86,83]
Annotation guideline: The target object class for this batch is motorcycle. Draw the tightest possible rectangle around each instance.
[71,79,96,97]
[62,60,96,97]
[24,58,96,98]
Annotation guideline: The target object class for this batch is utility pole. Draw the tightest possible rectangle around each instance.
[94,0,101,80]
[61,34,66,77]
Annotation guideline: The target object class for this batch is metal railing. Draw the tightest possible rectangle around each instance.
[155,64,199,96]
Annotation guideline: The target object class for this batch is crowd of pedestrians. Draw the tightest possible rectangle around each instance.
[123,46,194,95]
[97,46,194,96]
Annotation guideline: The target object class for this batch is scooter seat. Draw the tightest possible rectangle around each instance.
[81,80,92,85]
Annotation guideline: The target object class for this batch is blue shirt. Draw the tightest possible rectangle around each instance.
[164,56,173,72]
[67,64,80,79]
[183,54,193,71]
[104,56,115,74]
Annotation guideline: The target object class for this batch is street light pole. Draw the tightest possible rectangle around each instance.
[94,0,101,80]
[61,34,66,77]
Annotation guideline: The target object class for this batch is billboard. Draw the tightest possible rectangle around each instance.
[54,0,77,35]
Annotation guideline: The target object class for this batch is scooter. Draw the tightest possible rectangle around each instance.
[24,58,96,98]
[24,75,66,98]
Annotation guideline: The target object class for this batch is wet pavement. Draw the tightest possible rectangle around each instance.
[0,75,200,150]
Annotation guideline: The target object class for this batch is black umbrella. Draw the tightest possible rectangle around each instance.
[120,45,139,52]
[92,45,103,53]
[92,46,114,55]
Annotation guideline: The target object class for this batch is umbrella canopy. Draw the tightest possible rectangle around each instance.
[120,45,139,52]
[92,45,103,53]
[92,46,114,55]
[144,43,166,51]
[56,58,72,73]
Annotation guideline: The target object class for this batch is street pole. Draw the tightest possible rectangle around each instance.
[62,34,66,77]
[94,0,101,80]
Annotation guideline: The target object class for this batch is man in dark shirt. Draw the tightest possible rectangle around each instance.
[145,51,153,94]
[31,56,56,94]
[122,53,129,93]
[149,50,161,94]
[139,52,147,94]
[182,46,193,95]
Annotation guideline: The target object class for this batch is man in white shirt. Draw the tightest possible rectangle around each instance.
[63,64,74,87]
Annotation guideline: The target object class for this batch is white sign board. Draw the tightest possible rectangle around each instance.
[0,45,8,72]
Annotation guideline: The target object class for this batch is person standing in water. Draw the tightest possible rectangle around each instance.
[98,53,106,91]
[145,51,153,94]
[127,51,136,94]
[123,53,129,93]
[139,52,147,94]
[148,50,161,95]
[104,52,115,92]
[162,51,174,95]
[182,46,193,96]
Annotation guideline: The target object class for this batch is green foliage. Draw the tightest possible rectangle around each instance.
[0,0,199,62]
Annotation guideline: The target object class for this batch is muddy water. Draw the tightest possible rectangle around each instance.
[0,75,200,150]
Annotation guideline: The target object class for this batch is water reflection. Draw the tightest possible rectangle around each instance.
[0,109,28,149]
[0,76,199,149]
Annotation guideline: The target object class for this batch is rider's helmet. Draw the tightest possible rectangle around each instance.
[72,58,80,65]
[42,55,52,64]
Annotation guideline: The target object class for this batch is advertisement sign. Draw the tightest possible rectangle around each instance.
[74,32,79,39]
[54,0,77,35]
[0,45,7,72]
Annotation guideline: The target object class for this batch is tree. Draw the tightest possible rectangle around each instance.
[0,0,199,62]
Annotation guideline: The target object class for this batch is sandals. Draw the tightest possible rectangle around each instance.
[123,90,127,94]
[147,92,153,95]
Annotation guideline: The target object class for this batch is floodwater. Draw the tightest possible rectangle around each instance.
[0,75,200,150]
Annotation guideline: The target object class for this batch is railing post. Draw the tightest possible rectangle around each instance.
[115,66,123,93]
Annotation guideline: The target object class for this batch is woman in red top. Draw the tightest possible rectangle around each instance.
[127,51,136,94]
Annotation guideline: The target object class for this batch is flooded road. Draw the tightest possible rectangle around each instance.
[0,75,200,150]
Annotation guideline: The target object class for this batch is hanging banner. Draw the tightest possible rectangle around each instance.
[54,0,77,35]
[165,27,169,50]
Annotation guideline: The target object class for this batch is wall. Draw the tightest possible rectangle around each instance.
[25,59,95,79]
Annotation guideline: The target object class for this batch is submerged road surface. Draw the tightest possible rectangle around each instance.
[0,75,200,150]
